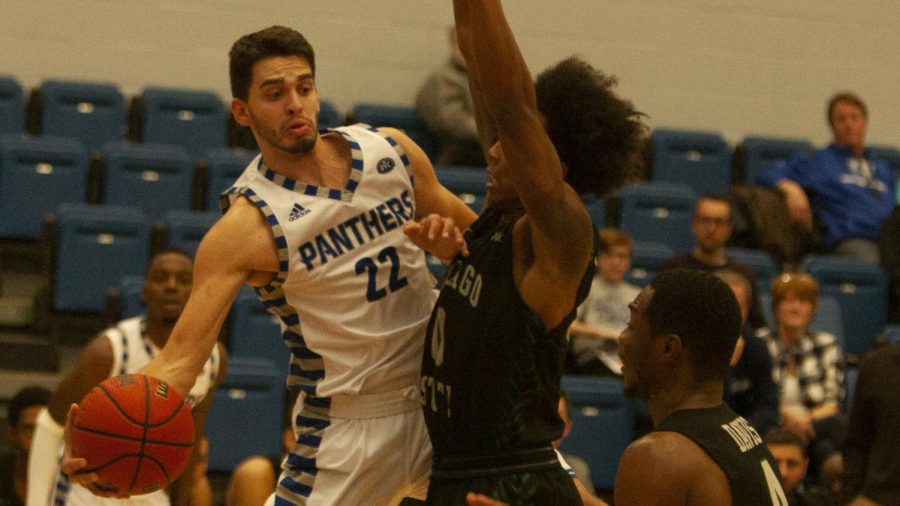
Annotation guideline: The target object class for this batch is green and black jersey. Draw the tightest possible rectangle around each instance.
[420,206,596,469]
[655,404,788,506]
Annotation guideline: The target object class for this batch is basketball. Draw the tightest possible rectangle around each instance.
[71,373,195,495]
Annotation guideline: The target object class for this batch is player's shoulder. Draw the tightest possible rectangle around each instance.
[622,431,712,475]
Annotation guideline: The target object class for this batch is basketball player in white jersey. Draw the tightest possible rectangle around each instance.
[61,26,476,505]
[28,249,226,506]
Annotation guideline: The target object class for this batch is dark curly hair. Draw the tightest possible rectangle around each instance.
[229,26,315,101]
[648,269,742,381]
[535,57,647,197]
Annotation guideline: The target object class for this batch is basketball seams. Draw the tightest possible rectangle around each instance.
[128,374,152,492]
[72,424,194,447]
[73,373,194,494]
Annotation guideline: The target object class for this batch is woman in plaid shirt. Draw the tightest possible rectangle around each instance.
[761,272,846,483]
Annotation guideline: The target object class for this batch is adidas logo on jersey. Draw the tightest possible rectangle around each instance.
[288,203,310,221]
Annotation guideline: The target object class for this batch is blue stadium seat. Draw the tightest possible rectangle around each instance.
[725,247,779,291]
[53,204,150,312]
[229,286,290,368]
[735,135,811,184]
[802,255,888,356]
[113,274,145,320]
[38,80,126,153]
[163,210,219,257]
[139,87,228,160]
[617,181,697,254]
[434,165,488,213]
[351,103,435,159]
[0,135,89,239]
[319,99,343,130]
[204,148,255,210]
[625,241,674,287]
[0,75,24,134]
[205,357,285,472]
[559,375,634,491]
[582,195,607,228]
[649,128,731,195]
[759,292,844,349]
[101,142,193,222]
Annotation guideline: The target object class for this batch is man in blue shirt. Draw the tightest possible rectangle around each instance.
[756,92,896,263]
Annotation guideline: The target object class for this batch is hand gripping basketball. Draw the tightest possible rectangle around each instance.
[71,373,195,495]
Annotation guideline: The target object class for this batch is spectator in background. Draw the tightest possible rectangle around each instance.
[761,272,845,479]
[567,228,639,376]
[1,386,50,506]
[715,269,779,436]
[415,27,486,168]
[764,428,835,506]
[755,92,896,264]
[660,195,767,331]
[842,341,900,506]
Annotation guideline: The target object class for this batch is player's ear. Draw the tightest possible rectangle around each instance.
[658,333,682,359]
[231,98,251,127]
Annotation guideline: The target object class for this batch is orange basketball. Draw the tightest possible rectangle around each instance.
[71,373,195,495]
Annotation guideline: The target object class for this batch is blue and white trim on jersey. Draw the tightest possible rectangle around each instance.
[220,125,422,504]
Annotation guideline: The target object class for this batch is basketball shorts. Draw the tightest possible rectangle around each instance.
[425,447,580,506]
[266,386,432,505]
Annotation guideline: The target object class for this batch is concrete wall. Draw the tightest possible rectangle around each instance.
[1,0,897,146]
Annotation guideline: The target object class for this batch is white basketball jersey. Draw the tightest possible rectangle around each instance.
[221,125,437,400]
[53,316,220,506]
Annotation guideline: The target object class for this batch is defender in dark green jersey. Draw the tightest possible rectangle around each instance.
[405,1,645,504]
[615,270,788,506]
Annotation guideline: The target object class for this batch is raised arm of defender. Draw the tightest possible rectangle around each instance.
[453,0,594,328]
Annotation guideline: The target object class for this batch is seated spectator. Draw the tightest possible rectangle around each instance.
[1,386,50,506]
[715,269,779,436]
[567,228,639,376]
[755,92,896,264]
[660,194,767,330]
[764,428,835,506]
[842,342,900,505]
[415,27,486,167]
[761,272,845,478]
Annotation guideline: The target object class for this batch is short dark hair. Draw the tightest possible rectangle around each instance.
[764,427,808,457]
[145,247,192,275]
[7,386,51,427]
[827,92,867,125]
[535,57,647,197]
[229,26,316,101]
[647,270,742,381]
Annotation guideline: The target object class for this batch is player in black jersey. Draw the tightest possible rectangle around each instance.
[404,1,645,504]
[614,270,788,506]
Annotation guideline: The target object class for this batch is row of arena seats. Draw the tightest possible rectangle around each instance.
[0,136,256,240]
[25,193,888,356]
[3,74,899,196]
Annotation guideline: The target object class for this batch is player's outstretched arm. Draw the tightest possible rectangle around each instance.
[143,197,277,398]
[455,0,593,325]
